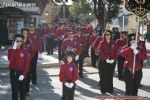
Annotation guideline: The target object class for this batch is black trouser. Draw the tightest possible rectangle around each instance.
[139,68,143,87]
[25,70,30,93]
[0,42,1,49]
[85,44,90,56]
[75,51,85,76]
[58,40,63,61]
[100,61,115,93]
[117,55,125,79]
[62,83,75,100]
[46,37,54,54]
[123,68,142,96]
[91,48,98,67]
[50,37,54,54]
[10,69,26,100]
[30,52,38,83]
[98,59,102,83]
[26,53,38,93]
[139,61,143,87]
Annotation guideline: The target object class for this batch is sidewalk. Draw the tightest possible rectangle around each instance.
[0,50,60,69]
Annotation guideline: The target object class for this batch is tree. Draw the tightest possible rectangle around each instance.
[69,0,94,24]
[93,0,122,30]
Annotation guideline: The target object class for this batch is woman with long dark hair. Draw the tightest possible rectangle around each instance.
[98,30,118,94]
[8,34,30,100]
[120,34,147,96]
[21,28,32,95]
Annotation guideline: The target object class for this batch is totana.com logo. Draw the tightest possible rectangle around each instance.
[0,3,37,8]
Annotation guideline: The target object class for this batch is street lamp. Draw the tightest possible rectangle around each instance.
[45,12,49,16]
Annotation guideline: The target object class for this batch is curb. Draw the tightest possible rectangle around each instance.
[0,58,92,70]
[0,59,149,70]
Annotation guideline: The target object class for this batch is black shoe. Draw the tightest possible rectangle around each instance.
[101,92,106,95]
[59,60,61,63]
[119,77,124,81]
[93,65,97,68]
[86,55,90,57]
[108,90,114,94]
[26,92,30,96]
[97,81,101,86]
[138,84,143,88]
[32,82,37,85]
[79,75,84,78]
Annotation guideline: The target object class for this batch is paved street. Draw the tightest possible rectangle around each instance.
[1,0,150,99]
[0,45,150,100]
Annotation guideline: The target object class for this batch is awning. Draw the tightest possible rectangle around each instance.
[0,7,26,15]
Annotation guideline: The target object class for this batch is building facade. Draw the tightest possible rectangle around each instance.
[0,0,40,43]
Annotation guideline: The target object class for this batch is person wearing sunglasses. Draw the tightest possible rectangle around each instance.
[120,33,147,96]
[8,34,30,100]
[98,30,118,94]
[61,31,80,63]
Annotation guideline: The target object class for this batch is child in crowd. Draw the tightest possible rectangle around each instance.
[59,51,79,100]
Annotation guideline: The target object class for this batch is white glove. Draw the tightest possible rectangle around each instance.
[75,55,79,61]
[133,49,139,54]
[38,53,43,60]
[109,59,115,64]
[143,60,147,63]
[131,43,137,50]
[95,48,99,55]
[39,53,42,57]
[68,82,74,88]
[62,35,64,39]
[139,36,145,42]
[106,59,111,63]
[12,41,17,49]
[18,75,24,81]
[64,82,70,88]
